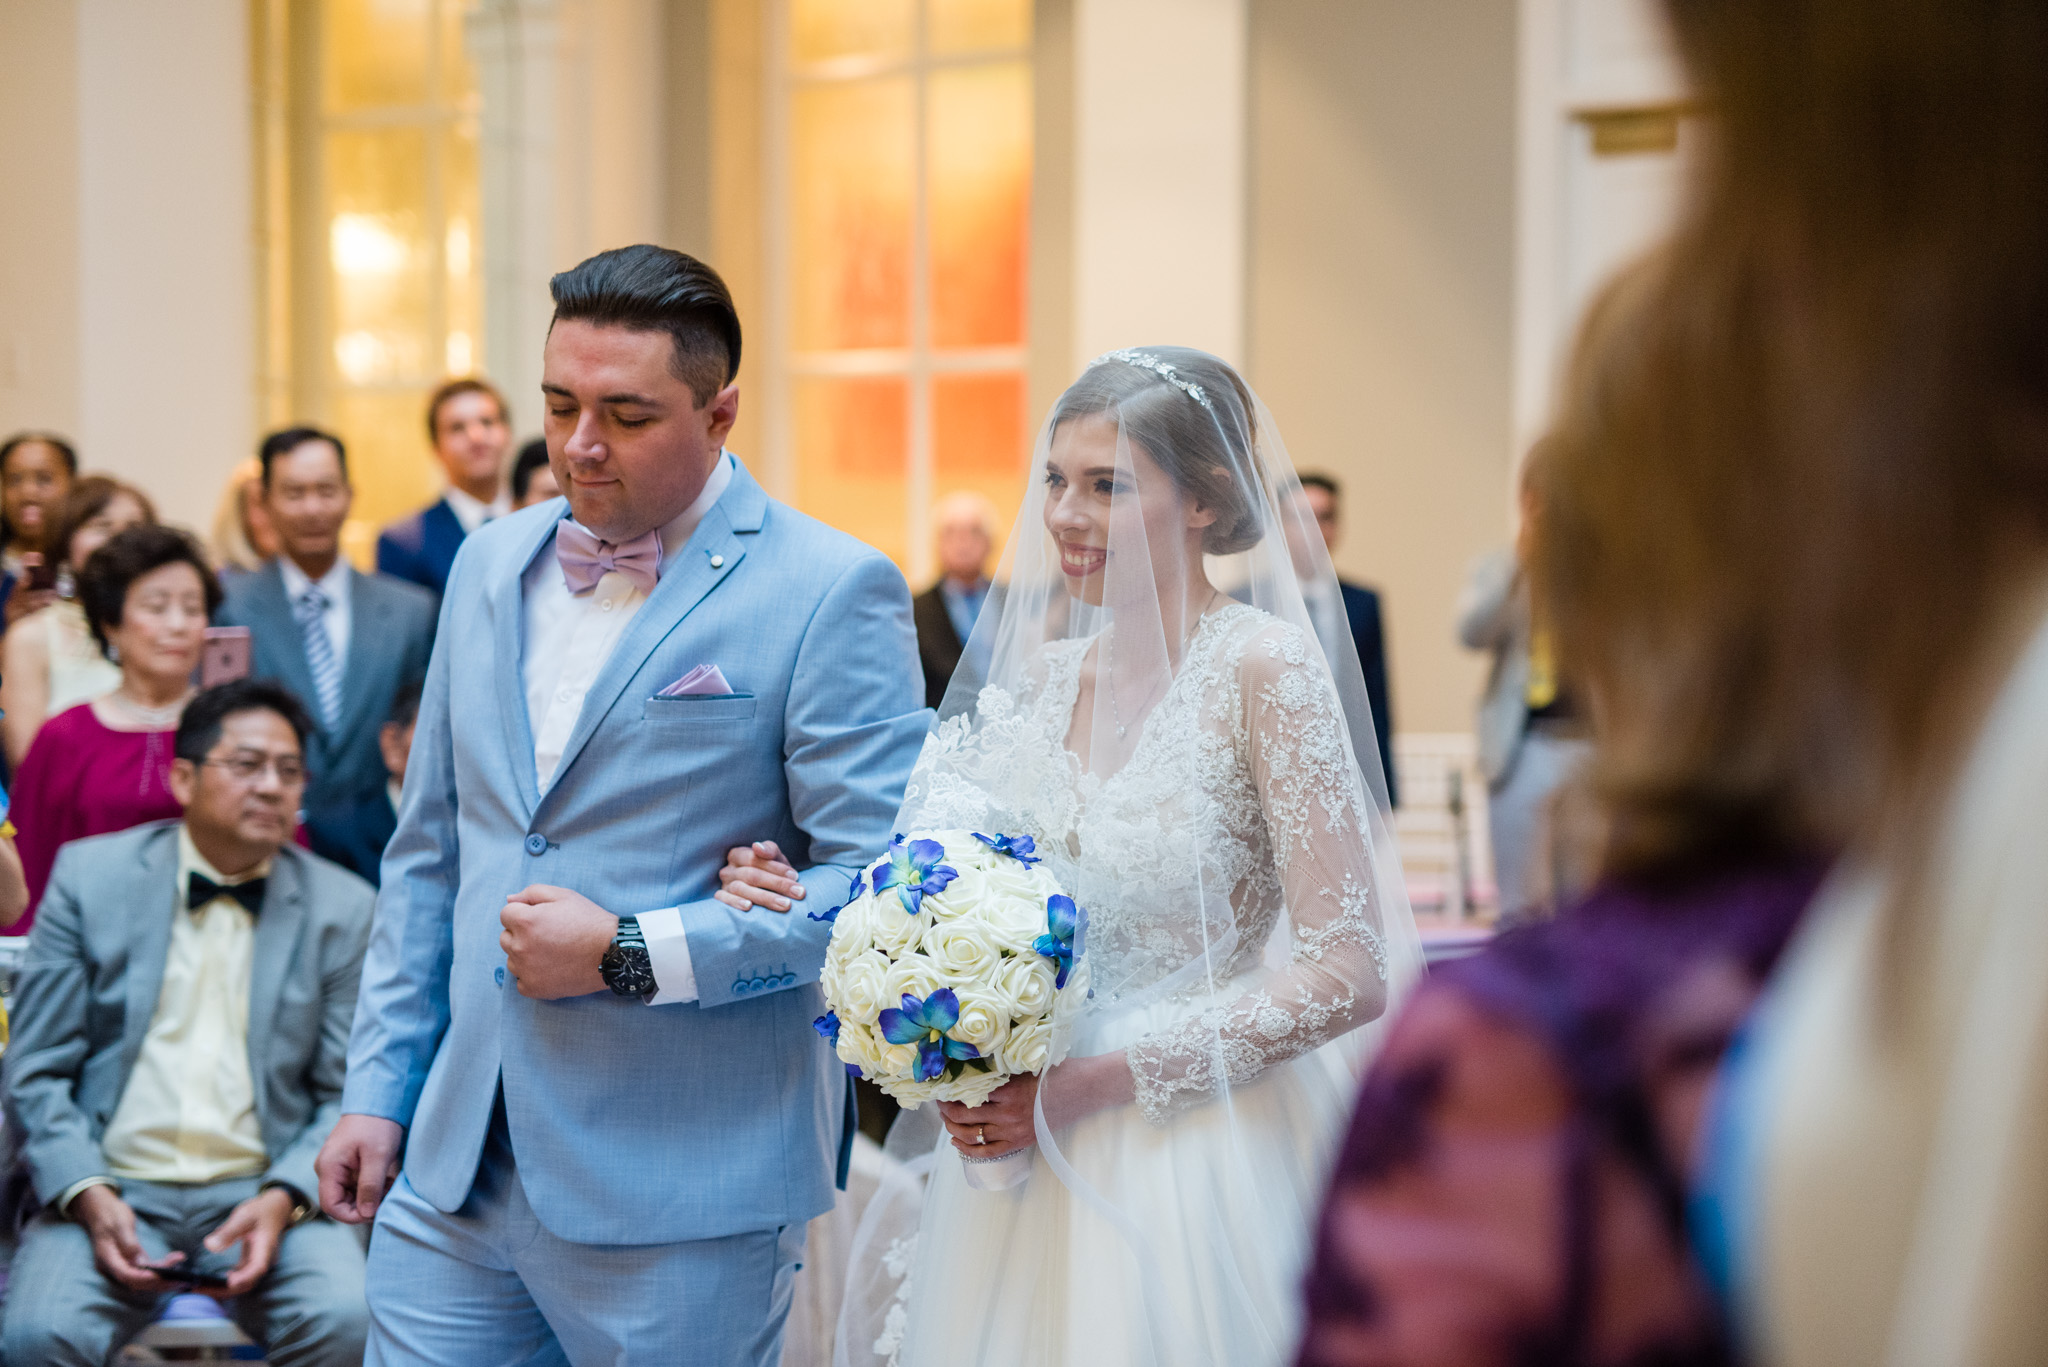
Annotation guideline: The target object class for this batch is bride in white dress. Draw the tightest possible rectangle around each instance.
[735,348,1421,1367]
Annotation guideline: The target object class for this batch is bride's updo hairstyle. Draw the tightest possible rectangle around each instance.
[1051,347,1264,556]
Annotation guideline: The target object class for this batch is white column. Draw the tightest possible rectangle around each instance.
[473,0,669,421]
[1070,0,1247,368]
[75,0,254,531]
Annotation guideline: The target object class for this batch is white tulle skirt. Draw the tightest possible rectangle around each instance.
[892,994,1365,1367]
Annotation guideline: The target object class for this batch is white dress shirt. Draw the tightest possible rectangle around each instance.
[443,484,511,535]
[518,453,734,1004]
[278,554,353,670]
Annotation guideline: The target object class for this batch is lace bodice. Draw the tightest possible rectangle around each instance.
[900,603,1391,1124]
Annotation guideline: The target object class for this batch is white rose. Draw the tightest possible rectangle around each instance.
[836,1021,886,1074]
[920,916,1002,984]
[865,897,927,958]
[938,1066,1008,1108]
[826,894,878,967]
[999,1017,1054,1075]
[881,956,949,1008]
[880,1040,921,1078]
[924,863,988,921]
[996,954,1058,1019]
[835,952,891,1025]
[948,992,1011,1055]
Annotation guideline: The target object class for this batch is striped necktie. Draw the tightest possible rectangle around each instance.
[293,585,343,728]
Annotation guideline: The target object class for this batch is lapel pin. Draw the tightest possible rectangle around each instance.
[709,554,725,569]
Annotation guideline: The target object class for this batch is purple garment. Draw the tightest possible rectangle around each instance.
[11,703,181,932]
[1298,856,1825,1367]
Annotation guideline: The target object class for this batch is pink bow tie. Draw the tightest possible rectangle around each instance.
[556,520,662,595]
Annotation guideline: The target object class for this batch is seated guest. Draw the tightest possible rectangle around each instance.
[375,377,512,595]
[1,679,370,1365]
[510,436,561,509]
[1,476,157,767]
[1294,472,1398,805]
[0,431,78,625]
[305,682,417,886]
[11,525,219,929]
[217,428,436,818]
[912,491,999,706]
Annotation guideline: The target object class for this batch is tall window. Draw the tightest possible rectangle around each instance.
[775,0,1033,581]
[255,0,481,559]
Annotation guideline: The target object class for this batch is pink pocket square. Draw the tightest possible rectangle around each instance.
[656,664,734,697]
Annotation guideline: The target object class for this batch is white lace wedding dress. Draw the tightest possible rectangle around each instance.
[873,603,1402,1367]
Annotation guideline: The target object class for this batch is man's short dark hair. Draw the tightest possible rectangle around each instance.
[386,680,423,731]
[425,377,509,444]
[175,678,314,766]
[1297,472,1341,500]
[510,438,552,503]
[548,245,742,408]
[76,525,224,658]
[258,426,348,486]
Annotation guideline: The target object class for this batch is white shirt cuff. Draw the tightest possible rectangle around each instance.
[639,906,698,1005]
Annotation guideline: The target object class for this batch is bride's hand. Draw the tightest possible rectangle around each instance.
[715,841,807,913]
[941,1074,1038,1159]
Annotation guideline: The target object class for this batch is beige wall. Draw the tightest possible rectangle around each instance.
[1248,0,1517,735]
[0,0,253,538]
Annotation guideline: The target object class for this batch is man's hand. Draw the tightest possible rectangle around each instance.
[501,885,616,998]
[71,1185,179,1293]
[316,1113,405,1224]
[201,1187,296,1298]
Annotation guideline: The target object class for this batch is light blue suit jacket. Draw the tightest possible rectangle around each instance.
[339,459,928,1246]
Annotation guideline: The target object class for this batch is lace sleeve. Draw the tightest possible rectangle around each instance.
[1126,627,1393,1125]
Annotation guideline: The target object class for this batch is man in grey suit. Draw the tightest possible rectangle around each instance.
[217,426,437,827]
[317,245,929,1363]
[2,679,372,1365]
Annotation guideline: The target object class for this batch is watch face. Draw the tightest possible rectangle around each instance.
[603,945,657,998]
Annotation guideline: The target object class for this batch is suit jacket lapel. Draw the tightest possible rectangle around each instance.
[246,852,308,1121]
[251,563,324,727]
[495,514,559,818]
[332,568,382,743]
[542,464,767,794]
[120,829,181,1079]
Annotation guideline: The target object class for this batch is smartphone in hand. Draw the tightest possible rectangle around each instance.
[199,626,253,688]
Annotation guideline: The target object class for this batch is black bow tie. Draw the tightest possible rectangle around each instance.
[187,872,266,916]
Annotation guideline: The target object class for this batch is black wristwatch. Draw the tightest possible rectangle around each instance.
[600,915,657,1000]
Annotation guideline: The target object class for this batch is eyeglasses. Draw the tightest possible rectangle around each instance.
[202,753,307,785]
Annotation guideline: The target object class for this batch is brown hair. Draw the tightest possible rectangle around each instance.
[1531,0,2048,882]
[51,476,158,570]
[425,377,508,443]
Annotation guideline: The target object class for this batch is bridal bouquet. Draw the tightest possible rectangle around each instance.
[812,830,1088,1110]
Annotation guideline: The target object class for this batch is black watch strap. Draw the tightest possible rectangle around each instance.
[601,916,656,1000]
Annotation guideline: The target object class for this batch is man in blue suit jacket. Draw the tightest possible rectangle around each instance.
[374,378,514,597]
[316,247,929,1364]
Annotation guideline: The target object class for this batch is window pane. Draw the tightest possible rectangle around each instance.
[929,62,1031,348]
[326,0,431,111]
[440,0,475,104]
[793,79,914,351]
[796,376,909,564]
[444,122,479,377]
[931,0,1031,54]
[334,387,439,530]
[328,127,434,387]
[934,371,1026,478]
[792,0,913,63]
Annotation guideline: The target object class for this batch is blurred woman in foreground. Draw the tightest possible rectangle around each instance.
[1301,1,2048,1363]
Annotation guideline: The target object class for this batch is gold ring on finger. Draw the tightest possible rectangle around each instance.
[976,1125,987,1146]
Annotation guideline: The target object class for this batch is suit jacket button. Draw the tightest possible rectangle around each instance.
[749,976,767,991]
[524,833,547,855]
[495,967,506,986]
[780,973,796,987]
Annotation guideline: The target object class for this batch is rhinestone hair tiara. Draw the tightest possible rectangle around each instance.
[1091,349,1215,414]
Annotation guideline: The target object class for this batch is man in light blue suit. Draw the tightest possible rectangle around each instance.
[315,245,929,1364]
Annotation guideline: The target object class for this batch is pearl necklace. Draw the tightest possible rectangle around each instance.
[109,687,191,728]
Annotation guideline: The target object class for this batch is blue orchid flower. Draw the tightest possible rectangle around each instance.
[870,836,958,915]
[1033,894,1087,990]
[808,867,865,924]
[973,832,1042,866]
[812,1010,841,1046]
[877,989,980,1082]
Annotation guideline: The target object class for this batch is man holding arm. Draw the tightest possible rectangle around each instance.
[316,245,929,1363]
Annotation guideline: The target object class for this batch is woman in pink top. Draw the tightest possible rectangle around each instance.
[9,525,220,929]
